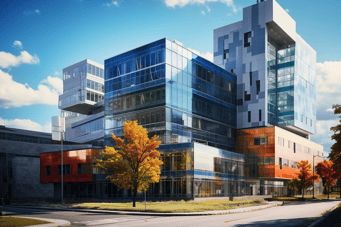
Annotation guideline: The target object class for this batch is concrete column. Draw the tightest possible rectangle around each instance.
[171,154,174,171]
[186,178,191,199]
[171,179,174,198]
[159,179,163,196]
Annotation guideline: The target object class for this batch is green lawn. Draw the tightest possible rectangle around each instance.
[0,216,51,227]
[71,199,266,213]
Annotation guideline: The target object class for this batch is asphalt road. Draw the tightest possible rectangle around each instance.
[1,200,340,227]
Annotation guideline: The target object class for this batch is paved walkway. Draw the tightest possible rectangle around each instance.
[10,201,283,216]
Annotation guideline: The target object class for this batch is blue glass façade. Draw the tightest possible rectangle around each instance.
[104,38,237,151]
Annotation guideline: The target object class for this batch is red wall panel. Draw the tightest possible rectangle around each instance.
[40,149,100,183]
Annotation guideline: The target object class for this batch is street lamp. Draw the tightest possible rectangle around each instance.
[61,129,64,204]
[312,155,318,199]
[52,116,65,205]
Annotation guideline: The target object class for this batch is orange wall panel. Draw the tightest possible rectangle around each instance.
[40,149,101,184]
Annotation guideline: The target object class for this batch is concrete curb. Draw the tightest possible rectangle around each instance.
[308,202,341,227]
[10,201,282,216]
[6,216,70,227]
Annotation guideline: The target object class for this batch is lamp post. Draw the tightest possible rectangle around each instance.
[61,129,64,204]
[312,155,317,199]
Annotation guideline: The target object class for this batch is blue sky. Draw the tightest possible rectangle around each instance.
[0,0,340,155]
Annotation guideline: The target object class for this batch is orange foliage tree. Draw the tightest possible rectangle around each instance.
[316,160,339,199]
[95,121,163,207]
[296,160,318,199]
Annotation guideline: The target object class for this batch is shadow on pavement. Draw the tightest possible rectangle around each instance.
[0,206,52,216]
[282,199,341,206]
[234,217,317,227]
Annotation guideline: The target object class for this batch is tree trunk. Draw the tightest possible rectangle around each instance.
[133,184,137,207]
[328,186,330,199]
[302,189,304,199]
[339,177,341,198]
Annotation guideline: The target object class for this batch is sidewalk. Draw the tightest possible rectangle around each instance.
[308,199,341,227]
[10,201,283,216]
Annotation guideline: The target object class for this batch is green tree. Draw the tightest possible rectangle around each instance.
[329,104,341,197]
[95,121,163,207]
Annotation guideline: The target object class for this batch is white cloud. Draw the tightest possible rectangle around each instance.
[0,117,51,133]
[206,5,211,12]
[41,76,63,93]
[24,9,41,15]
[311,119,339,153]
[316,61,341,113]
[310,60,341,154]
[165,0,237,13]
[187,47,213,62]
[104,0,118,7]
[0,69,62,108]
[285,9,289,13]
[201,10,205,15]
[165,0,233,7]
[0,50,39,69]
[13,41,23,49]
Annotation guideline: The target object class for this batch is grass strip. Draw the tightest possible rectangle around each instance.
[71,199,266,213]
[0,216,51,227]
[12,199,267,213]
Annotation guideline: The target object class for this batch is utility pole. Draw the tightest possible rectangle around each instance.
[312,155,317,199]
[61,130,63,204]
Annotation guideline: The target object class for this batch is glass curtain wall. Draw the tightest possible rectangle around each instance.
[104,38,237,151]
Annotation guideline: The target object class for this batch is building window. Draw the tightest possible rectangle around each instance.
[278,137,284,146]
[256,80,260,95]
[250,72,252,86]
[283,158,289,167]
[259,109,262,121]
[258,156,275,165]
[279,157,282,169]
[292,161,297,169]
[224,49,229,59]
[46,165,51,176]
[244,32,251,47]
[293,142,296,153]
[248,111,251,122]
[254,136,268,145]
[57,164,70,175]
[77,163,82,174]
[237,99,243,106]
[245,91,251,101]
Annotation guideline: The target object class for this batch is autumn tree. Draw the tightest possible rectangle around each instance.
[316,160,339,199]
[287,178,301,196]
[296,160,318,199]
[329,104,341,197]
[95,121,163,207]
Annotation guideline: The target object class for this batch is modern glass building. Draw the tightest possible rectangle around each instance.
[57,59,105,146]
[214,0,316,138]
[104,38,244,199]
[214,0,322,197]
